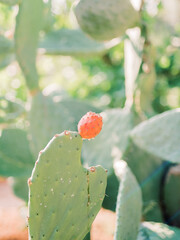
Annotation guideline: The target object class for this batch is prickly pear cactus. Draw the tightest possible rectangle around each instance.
[82,108,135,174]
[138,221,180,239]
[40,28,121,57]
[0,35,13,54]
[114,160,142,240]
[123,139,165,222]
[164,164,180,227]
[28,131,107,240]
[15,0,44,91]
[130,109,180,163]
[74,0,140,41]
[29,92,100,158]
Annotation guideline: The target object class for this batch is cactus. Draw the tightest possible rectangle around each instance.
[164,164,180,227]
[74,0,140,41]
[130,109,180,163]
[28,131,107,240]
[11,177,29,202]
[102,170,119,211]
[28,92,100,158]
[0,35,13,54]
[138,221,180,239]
[0,97,24,124]
[123,139,165,222]
[82,108,135,175]
[15,0,44,91]
[0,128,34,177]
[39,29,121,57]
[114,160,142,240]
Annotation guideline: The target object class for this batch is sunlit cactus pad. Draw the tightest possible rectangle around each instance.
[74,0,139,41]
[28,131,107,240]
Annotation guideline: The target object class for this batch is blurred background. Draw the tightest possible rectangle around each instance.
[0,0,179,115]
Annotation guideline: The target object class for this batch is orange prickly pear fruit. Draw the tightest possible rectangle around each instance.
[78,112,103,139]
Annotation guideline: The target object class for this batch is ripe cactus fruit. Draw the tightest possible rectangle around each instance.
[78,112,103,139]
[28,131,107,240]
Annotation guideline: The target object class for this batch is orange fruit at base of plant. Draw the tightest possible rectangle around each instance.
[78,112,103,139]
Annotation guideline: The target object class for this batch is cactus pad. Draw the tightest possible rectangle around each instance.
[29,92,100,157]
[130,109,180,163]
[15,0,43,91]
[0,129,34,177]
[28,131,107,240]
[39,28,121,57]
[138,221,180,239]
[123,139,164,222]
[74,0,140,41]
[114,160,142,240]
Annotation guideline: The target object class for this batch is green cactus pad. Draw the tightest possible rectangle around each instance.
[39,28,121,57]
[123,139,164,222]
[12,176,29,202]
[0,129,34,177]
[74,0,140,41]
[28,131,107,240]
[0,0,21,5]
[0,54,15,70]
[0,35,13,54]
[0,97,24,124]
[138,221,180,239]
[82,108,134,174]
[114,160,142,240]
[164,165,180,226]
[130,109,180,163]
[29,92,100,157]
[15,0,44,91]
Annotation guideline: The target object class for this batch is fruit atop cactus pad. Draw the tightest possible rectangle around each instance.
[78,112,103,139]
[28,131,107,240]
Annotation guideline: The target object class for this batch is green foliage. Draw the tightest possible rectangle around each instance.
[130,109,180,163]
[138,222,180,239]
[15,0,44,91]
[114,160,142,240]
[74,0,140,41]
[28,131,107,240]
[0,128,34,177]
[40,28,121,57]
